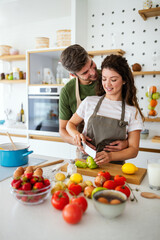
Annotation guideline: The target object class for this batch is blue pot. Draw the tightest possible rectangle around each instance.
[0,143,33,167]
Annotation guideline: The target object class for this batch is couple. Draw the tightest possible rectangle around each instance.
[59,44,144,166]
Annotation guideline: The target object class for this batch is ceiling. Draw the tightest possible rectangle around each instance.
[0,0,71,28]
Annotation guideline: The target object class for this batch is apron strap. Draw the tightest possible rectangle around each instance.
[76,77,82,109]
[92,95,106,116]
[92,94,128,127]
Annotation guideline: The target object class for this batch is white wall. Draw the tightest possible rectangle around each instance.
[86,0,160,136]
[0,0,71,120]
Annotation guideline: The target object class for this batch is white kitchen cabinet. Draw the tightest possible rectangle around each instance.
[0,134,28,145]
[28,138,77,159]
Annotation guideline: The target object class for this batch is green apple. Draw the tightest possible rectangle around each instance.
[91,187,107,198]
[152,92,159,100]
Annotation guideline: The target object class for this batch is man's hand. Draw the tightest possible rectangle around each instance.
[103,140,128,152]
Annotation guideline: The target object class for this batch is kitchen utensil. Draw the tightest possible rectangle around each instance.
[6,132,17,150]
[141,192,160,199]
[82,143,96,158]
[24,159,64,170]
[0,143,33,167]
[92,190,127,219]
[61,159,147,185]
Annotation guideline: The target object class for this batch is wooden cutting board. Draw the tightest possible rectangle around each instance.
[61,159,147,185]
[152,136,160,143]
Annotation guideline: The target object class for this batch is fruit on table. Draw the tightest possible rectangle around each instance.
[115,185,131,198]
[84,185,95,199]
[91,187,107,199]
[55,172,66,181]
[70,196,88,213]
[11,166,51,203]
[114,175,126,186]
[51,181,67,195]
[85,180,93,186]
[94,175,106,187]
[78,182,87,191]
[86,156,98,169]
[103,180,116,190]
[62,203,83,224]
[121,163,138,174]
[68,183,82,196]
[75,160,88,168]
[70,173,83,184]
[97,171,111,181]
[51,190,69,210]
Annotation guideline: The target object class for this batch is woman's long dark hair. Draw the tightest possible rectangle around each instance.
[96,54,144,120]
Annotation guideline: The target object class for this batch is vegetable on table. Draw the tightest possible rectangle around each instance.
[86,156,98,169]
[51,190,69,210]
[75,160,88,168]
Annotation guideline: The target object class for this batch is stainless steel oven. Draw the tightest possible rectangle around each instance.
[28,86,63,136]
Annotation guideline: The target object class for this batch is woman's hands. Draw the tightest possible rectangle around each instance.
[94,151,111,166]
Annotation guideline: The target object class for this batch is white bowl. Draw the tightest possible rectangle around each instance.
[92,190,127,219]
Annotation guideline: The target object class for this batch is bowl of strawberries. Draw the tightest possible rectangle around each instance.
[10,166,51,205]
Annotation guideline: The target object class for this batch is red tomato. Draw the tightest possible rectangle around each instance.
[51,190,69,210]
[115,185,131,198]
[70,196,88,213]
[62,203,83,224]
[68,183,82,196]
[114,175,126,186]
[103,180,116,190]
[98,171,111,181]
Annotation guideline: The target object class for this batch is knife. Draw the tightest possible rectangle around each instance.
[82,142,96,158]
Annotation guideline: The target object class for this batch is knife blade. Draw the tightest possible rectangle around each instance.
[82,142,96,158]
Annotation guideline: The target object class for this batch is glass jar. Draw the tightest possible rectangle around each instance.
[146,85,160,118]
[13,67,20,80]
[67,159,77,177]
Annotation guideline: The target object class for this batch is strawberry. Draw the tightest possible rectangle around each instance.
[30,176,39,185]
[38,176,44,182]
[22,182,32,191]
[13,179,22,189]
[33,182,44,190]
[24,172,33,179]
[21,196,28,202]
[43,178,50,186]
[21,174,28,182]
[11,179,18,187]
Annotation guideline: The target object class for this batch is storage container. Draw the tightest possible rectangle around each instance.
[35,37,49,49]
[0,45,12,56]
[56,29,71,47]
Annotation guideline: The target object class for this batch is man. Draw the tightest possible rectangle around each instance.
[59,44,128,154]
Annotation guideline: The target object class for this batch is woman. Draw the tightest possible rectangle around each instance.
[66,55,144,165]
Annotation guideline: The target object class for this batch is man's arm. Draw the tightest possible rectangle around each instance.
[59,119,75,145]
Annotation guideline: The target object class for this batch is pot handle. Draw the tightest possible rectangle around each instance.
[22,150,33,157]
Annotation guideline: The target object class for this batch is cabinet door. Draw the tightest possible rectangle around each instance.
[127,150,160,168]
[28,139,77,159]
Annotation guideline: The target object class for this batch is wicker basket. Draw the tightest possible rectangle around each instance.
[0,45,12,56]
[35,37,49,49]
[56,30,71,47]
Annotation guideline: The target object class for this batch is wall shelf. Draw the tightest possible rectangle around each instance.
[138,7,160,20]
[0,79,26,84]
[145,117,160,122]
[0,54,26,61]
[133,71,160,75]
[88,49,125,56]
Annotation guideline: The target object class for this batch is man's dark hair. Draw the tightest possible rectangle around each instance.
[60,44,89,73]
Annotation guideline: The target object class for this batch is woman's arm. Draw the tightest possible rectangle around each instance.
[94,130,141,165]
[66,113,87,147]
